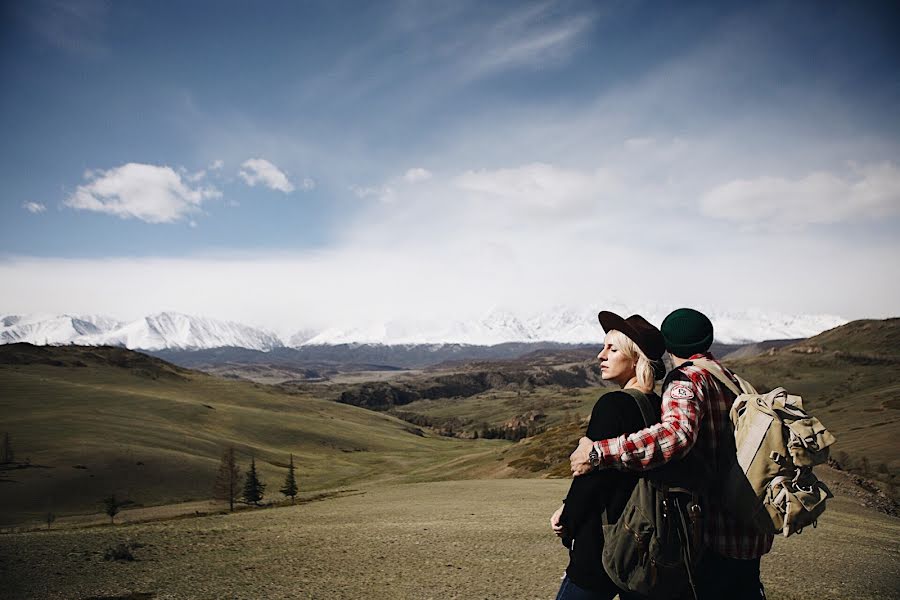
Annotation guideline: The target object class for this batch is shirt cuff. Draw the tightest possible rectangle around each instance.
[594,438,620,468]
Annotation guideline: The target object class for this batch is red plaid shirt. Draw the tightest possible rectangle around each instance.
[594,353,773,559]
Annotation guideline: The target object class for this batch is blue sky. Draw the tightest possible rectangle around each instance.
[1,1,898,334]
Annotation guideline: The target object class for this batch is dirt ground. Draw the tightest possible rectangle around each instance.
[1,479,898,600]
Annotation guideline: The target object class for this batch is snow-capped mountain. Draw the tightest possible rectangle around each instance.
[0,314,125,345]
[0,307,847,351]
[0,312,282,351]
[294,306,847,347]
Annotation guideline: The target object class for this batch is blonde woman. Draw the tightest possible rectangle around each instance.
[550,311,666,600]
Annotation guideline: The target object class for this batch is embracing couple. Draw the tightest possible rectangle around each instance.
[550,308,773,600]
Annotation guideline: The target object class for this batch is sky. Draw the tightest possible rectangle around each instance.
[1,0,899,337]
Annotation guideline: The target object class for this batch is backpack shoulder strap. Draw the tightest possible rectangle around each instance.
[622,388,657,428]
[689,357,755,396]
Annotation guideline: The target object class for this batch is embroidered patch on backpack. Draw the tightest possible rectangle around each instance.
[669,384,695,400]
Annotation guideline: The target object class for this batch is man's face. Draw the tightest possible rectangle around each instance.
[597,331,636,387]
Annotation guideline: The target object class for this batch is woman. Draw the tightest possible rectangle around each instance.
[550,311,666,600]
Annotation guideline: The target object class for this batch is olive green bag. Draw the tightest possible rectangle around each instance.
[692,358,836,537]
[600,389,705,600]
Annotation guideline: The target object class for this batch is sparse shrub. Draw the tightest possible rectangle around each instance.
[103,495,123,524]
[45,512,55,530]
[103,543,135,561]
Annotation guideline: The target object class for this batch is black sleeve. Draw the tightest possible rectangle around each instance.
[561,390,647,526]
[586,390,645,442]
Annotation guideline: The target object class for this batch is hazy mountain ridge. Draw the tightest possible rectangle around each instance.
[0,308,847,351]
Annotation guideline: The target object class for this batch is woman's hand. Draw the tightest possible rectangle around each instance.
[570,436,595,476]
[550,503,566,537]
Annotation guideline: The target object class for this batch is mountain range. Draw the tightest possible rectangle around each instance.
[0,308,847,352]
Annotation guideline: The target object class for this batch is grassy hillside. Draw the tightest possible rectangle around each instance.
[0,344,503,526]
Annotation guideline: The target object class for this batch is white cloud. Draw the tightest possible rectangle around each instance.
[209,159,224,170]
[454,162,618,214]
[701,163,900,227]
[238,158,295,193]
[402,167,432,183]
[22,201,46,213]
[300,176,316,191]
[64,163,222,224]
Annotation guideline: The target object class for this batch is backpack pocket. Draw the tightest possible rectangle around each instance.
[787,418,836,466]
[601,500,654,588]
[764,471,833,536]
[601,482,693,599]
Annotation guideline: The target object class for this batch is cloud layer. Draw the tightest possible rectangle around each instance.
[65,163,221,223]
[701,163,900,227]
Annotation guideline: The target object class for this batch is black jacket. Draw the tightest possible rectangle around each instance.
[560,389,661,593]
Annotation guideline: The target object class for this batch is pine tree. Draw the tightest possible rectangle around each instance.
[280,454,299,503]
[242,456,266,506]
[214,446,241,512]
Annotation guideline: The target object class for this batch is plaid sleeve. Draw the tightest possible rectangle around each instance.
[596,373,706,471]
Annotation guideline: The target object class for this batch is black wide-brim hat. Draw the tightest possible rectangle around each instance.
[597,311,666,361]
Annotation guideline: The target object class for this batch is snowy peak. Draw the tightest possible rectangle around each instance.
[0,313,125,345]
[0,312,282,351]
[94,312,283,351]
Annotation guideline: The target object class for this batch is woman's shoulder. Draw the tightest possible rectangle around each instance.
[591,388,660,420]
[596,388,659,404]
[591,389,641,415]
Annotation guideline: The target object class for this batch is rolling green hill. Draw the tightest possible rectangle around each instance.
[0,344,502,526]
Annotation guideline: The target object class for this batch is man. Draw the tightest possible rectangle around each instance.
[569,308,773,600]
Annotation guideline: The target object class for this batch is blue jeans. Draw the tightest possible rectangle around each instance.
[555,575,638,600]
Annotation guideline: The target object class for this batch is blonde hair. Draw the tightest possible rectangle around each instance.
[606,329,656,390]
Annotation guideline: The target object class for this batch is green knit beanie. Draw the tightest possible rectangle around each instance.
[661,308,714,357]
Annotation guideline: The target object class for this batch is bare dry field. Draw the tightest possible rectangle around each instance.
[1,479,897,600]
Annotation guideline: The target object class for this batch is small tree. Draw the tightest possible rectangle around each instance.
[280,454,299,503]
[242,456,266,506]
[214,446,241,512]
[103,495,121,524]
[45,512,56,530]
[1,432,13,464]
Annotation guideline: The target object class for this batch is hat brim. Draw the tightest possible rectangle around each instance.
[597,310,666,361]
[598,310,632,338]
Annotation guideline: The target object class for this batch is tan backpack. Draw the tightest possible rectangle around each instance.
[692,358,836,536]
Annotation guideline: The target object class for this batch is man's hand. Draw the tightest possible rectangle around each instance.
[570,436,595,476]
[550,503,566,537]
